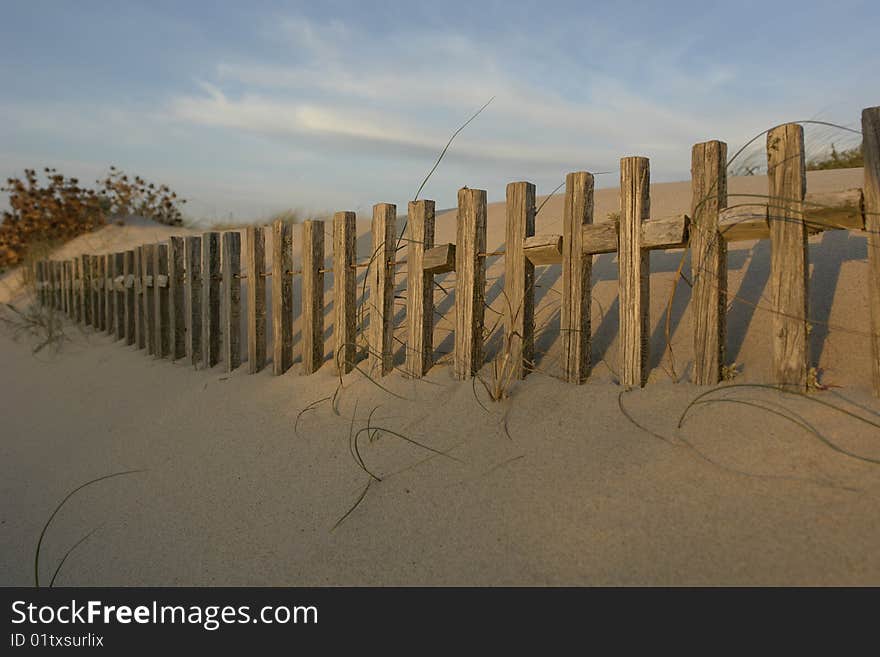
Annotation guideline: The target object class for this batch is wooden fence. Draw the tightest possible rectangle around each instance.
[32,107,880,394]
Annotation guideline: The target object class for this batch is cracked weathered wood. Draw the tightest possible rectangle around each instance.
[423,242,455,274]
[201,232,221,369]
[105,253,114,334]
[95,255,106,332]
[74,257,84,323]
[114,252,125,339]
[222,231,242,372]
[142,245,154,353]
[767,123,809,389]
[333,211,357,374]
[619,157,651,388]
[862,107,880,396]
[246,225,266,374]
[406,200,435,377]
[690,140,728,385]
[369,203,396,376]
[504,182,535,381]
[154,244,170,357]
[301,220,325,375]
[719,188,865,241]
[184,236,202,365]
[454,188,487,380]
[169,237,186,360]
[272,220,293,375]
[123,250,135,345]
[562,172,593,384]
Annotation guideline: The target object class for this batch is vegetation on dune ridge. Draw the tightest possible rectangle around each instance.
[0,166,186,270]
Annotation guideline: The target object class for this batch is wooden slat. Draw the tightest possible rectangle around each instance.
[222,231,242,372]
[133,247,145,349]
[96,255,106,331]
[142,245,154,353]
[74,257,83,323]
[767,123,809,389]
[504,182,535,381]
[406,200,435,377]
[61,260,68,315]
[184,236,202,365]
[114,253,124,339]
[524,234,563,265]
[369,203,396,376]
[690,140,728,385]
[246,226,266,374]
[154,244,170,357]
[104,253,114,334]
[619,156,651,388]
[271,220,293,375]
[423,243,455,274]
[301,220,325,375]
[333,211,357,374]
[862,107,880,396]
[123,250,135,345]
[201,232,221,369]
[454,188,487,380]
[168,237,186,359]
[561,172,593,384]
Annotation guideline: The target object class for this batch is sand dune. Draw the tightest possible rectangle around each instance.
[2,167,879,585]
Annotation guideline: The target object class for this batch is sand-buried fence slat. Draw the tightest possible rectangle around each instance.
[561,173,593,384]
[184,236,202,366]
[246,226,267,374]
[767,124,809,390]
[690,140,728,385]
[201,232,221,369]
[73,257,83,323]
[333,211,357,375]
[123,250,135,345]
[406,200,435,378]
[95,255,107,332]
[454,188,487,380]
[142,245,155,354]
[82,255,92,325]
[105,253,115,335]
[301,219,325,375]
[222,231,242,372]
[369,203,396,376]
[61,260,69,315]
[114,252,124,339]
[133,247,145,349]
[272,220,293,375]
[155,243,170,358]
[862,106,880,396]
[619,157,651,388]
[169,237,186,360]
[504,183,535,381]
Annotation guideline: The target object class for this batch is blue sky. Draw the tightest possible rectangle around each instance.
[1,0,877,221]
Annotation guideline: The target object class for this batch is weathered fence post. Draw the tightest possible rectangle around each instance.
[562,173,593,384]
[133,247,145,349]
[862,106,880,396]
[454,188,487,380]
[142,245,155,354]
[95,255,107,331]
[74,257,83,323]
[406,200,435,377]
[222,231,242,372]
[154,243,170,357]
[333,211,357,374]
[82,255,92,326]
[690,140,728,385]
[184,236,202,365]
[169,237,186,360]
[619,157,651,388]
[246,226,266,374]
[369,203,396,376]
[104,253,114,335]
[53,261,60,311]
[123,250,135,344]
[504,183,535,381]
[62,260,69,316]
[201,232,221,369]
[91,255,101,329]
[302,220,325,375]
[767,124,808,389]
[114,252,124,339]
[271,220,293,375]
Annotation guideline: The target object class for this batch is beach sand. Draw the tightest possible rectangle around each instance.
[2,168,879,585]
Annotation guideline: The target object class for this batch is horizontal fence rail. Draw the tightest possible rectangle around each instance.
[31,106,880,395]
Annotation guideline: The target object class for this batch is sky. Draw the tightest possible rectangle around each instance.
[1,0,877,222]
